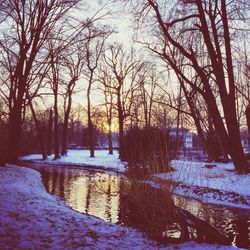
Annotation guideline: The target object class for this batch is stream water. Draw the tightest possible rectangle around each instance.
[34,165,250,249]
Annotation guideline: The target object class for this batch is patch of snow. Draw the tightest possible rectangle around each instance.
[154,160,250,208]
[0,165,241,249]
[20,150,126,172]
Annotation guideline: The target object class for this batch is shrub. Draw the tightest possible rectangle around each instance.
[122,127,171,176]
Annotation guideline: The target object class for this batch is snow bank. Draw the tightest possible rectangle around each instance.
[154,160,250,208]
[171,160,249,195]
[0,165,241,249]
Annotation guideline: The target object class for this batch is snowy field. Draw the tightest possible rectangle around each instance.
[20,150,250,208]
[0,165,243,250]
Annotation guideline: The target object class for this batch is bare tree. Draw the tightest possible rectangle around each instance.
[103,45,143,159]
[132,63,158,128]
[0,0,80,163]
[48,39,61,159]
[47,108,53,156]
[131,0,249,173]
[84,27,111,157]
[61,43,85,156]
[98,66,116,154]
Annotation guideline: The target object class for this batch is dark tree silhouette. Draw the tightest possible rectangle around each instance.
[132,0,249,173]
[103,45,143,160]
[246,104,250,147]
[61,45,84,156]
[84,27,110,157]
[0,0,80,163]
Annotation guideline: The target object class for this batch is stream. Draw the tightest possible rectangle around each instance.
[33,165,250,249]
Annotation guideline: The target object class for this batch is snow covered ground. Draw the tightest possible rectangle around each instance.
[154,160,250,208]
[20,150,126,172]
[0,165,243,250]
[20,150,250,208]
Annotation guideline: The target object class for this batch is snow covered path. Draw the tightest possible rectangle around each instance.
[0,165,242,250]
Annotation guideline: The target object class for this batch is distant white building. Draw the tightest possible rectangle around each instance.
[169,128,193,149]
[184,132,193,149]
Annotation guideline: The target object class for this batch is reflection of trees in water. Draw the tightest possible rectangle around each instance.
[41,169,121,222]
[59,169,65,198]
[234,215,249,248]
[118,181,230,244]
[104,176,112,222]
[90,174,120,222]
[85,173,91,214]
[40,169,249,248]
[174,196,250,248]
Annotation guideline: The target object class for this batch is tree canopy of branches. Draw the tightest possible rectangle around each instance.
[130,0,250,173]
[0,0,81,162]
[101,44,144,159]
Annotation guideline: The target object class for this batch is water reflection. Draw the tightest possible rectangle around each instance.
[173,196,250,248]
[39,167,250,248]
[42,168,120,223]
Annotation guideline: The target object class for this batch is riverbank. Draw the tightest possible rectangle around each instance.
[20,150,250,209]
[0,164,243,249]
[153,160,250,209]
[0,165,157,249]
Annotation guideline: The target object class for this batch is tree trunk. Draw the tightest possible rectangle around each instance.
[225,103,249,173]
[7,100,23,163]
[47,109,53,156]
[189,103,217,162]
[29,100,47,160]
[105,85,113,155]
[221,0,248,173]
[0,153,5,166]
[142,85,148,127]
[117,91,124,160]
[246,104,250,147]
[0,142,6,166]
[54,92,60,160]
[108,121,113,155]
[87,73,94,158]
[87,117,95,158]
[175,85,181,159]
[197,0,247,172]
[205,92,230,161]
[206,114,221,161]
[61,93,72,156]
